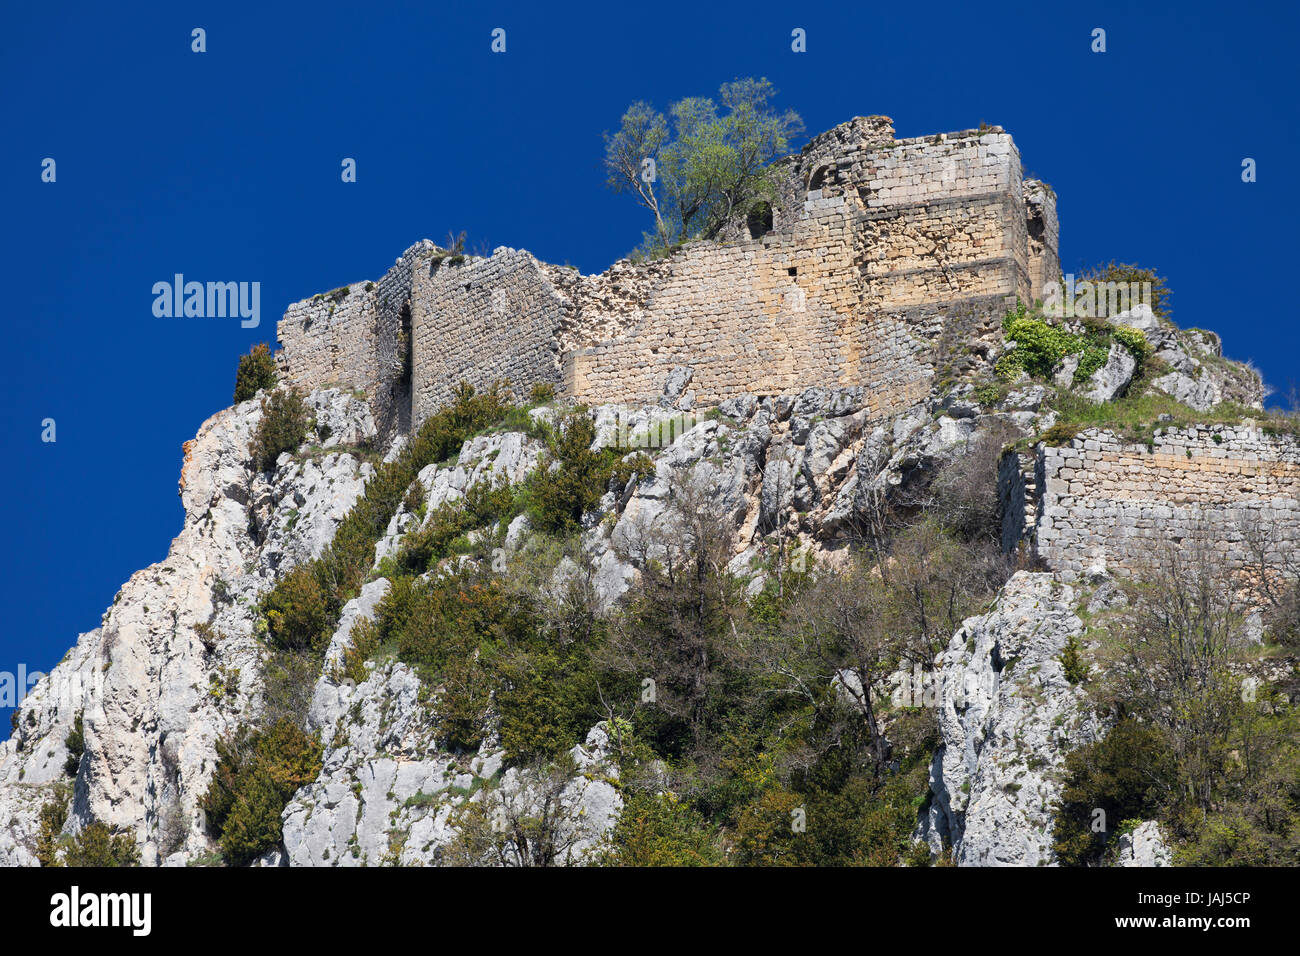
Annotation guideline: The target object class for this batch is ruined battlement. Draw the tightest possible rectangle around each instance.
[276,115,1059,436]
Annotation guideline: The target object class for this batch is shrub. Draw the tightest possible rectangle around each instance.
[996,309,1082,381]
[996,307,1149,389]
[1051,720,1176,866]
[395,478,519,576]
[494,638,604,763]
[200,720,323,866]
[1061,634,1087,684]
[262,566,331,652]
[36,794,69,867]
[1077,261,1173,320]
[1039,422,1081,446]
[598,790,723,866]
[256,381,514,688]
[59,821,141,867]
[528,382,556,403]
[63,712,84,777]
[250,388,310,472]
[233,343,278,403]
[526,412,636,534]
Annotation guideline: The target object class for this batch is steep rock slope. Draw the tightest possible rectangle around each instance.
[0,390,376,865]
[918,572,1100,865]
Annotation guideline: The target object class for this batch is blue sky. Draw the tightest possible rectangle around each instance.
[2,0,1296,734]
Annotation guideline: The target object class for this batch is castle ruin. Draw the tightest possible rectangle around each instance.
[273,114,1300,582]
[275,116,1058,437]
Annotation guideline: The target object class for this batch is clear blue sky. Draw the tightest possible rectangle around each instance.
[2,0,1296,734]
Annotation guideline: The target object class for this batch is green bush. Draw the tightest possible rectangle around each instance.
[36,793,69,867]
[262,566,331,653]
[1051,720,1176,866]
[996,309,1083,381]
[996,307,1149,389]
[598,790,723,866]
[200,720,323,866]
[250,388,310,472]
[526,412,643,534]
[63,712,84,776]
[233,343,278,403]
[60,821,140,867]
[395,479,519,576]
[257,381,514,669]
[1060,634,1087,685]
[1077,261,1173,320]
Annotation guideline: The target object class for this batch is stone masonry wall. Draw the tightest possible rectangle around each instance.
[561,120,1035,412]
[276,241,432,438]
[409,247,567,420]
[1003,424,1300,580]
[276,116,1058,431]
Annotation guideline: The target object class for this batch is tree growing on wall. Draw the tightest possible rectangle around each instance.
[603,78,804,259]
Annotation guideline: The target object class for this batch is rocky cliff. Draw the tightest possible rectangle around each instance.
[3,271,1293,868]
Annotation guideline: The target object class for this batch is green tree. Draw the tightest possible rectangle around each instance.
[233,343,278,402]
[1052,719,1177,866]
[200,720,323,865]
[604,78,803,256]
[598,790,723,866]
[262,565,331,652]
[63,712,85,776]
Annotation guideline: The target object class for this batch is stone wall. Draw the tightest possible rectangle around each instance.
[1003,424,1300,579]
[409,247,566,421]
[277,115,1060,431]
[276,241,431,438]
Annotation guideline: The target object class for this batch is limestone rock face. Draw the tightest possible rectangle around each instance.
[1152,370,1219,412]
[11,354,1267,868]
[0,388,378,866]
[288,654,620,867]
[1083,342,1137,403]
[1115,820,1172,867]
[919,572,1100,866]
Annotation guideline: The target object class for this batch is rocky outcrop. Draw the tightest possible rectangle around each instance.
[1115,820,1172,867]
[919,572,1100,866]
[0,389,378,866]
[289,655,620,866]
[1082,342,1137,403]
[2,328,1273,868]
[1109,304,1263,410]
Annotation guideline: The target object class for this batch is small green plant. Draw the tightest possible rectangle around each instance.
[262,565,331,653]
[1039,422,1081,446]
[1076,261,1173,320]
[63,712,85,776]
[58,821,141,867]
[35,790,70,866]
[1060,634,1087,684]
